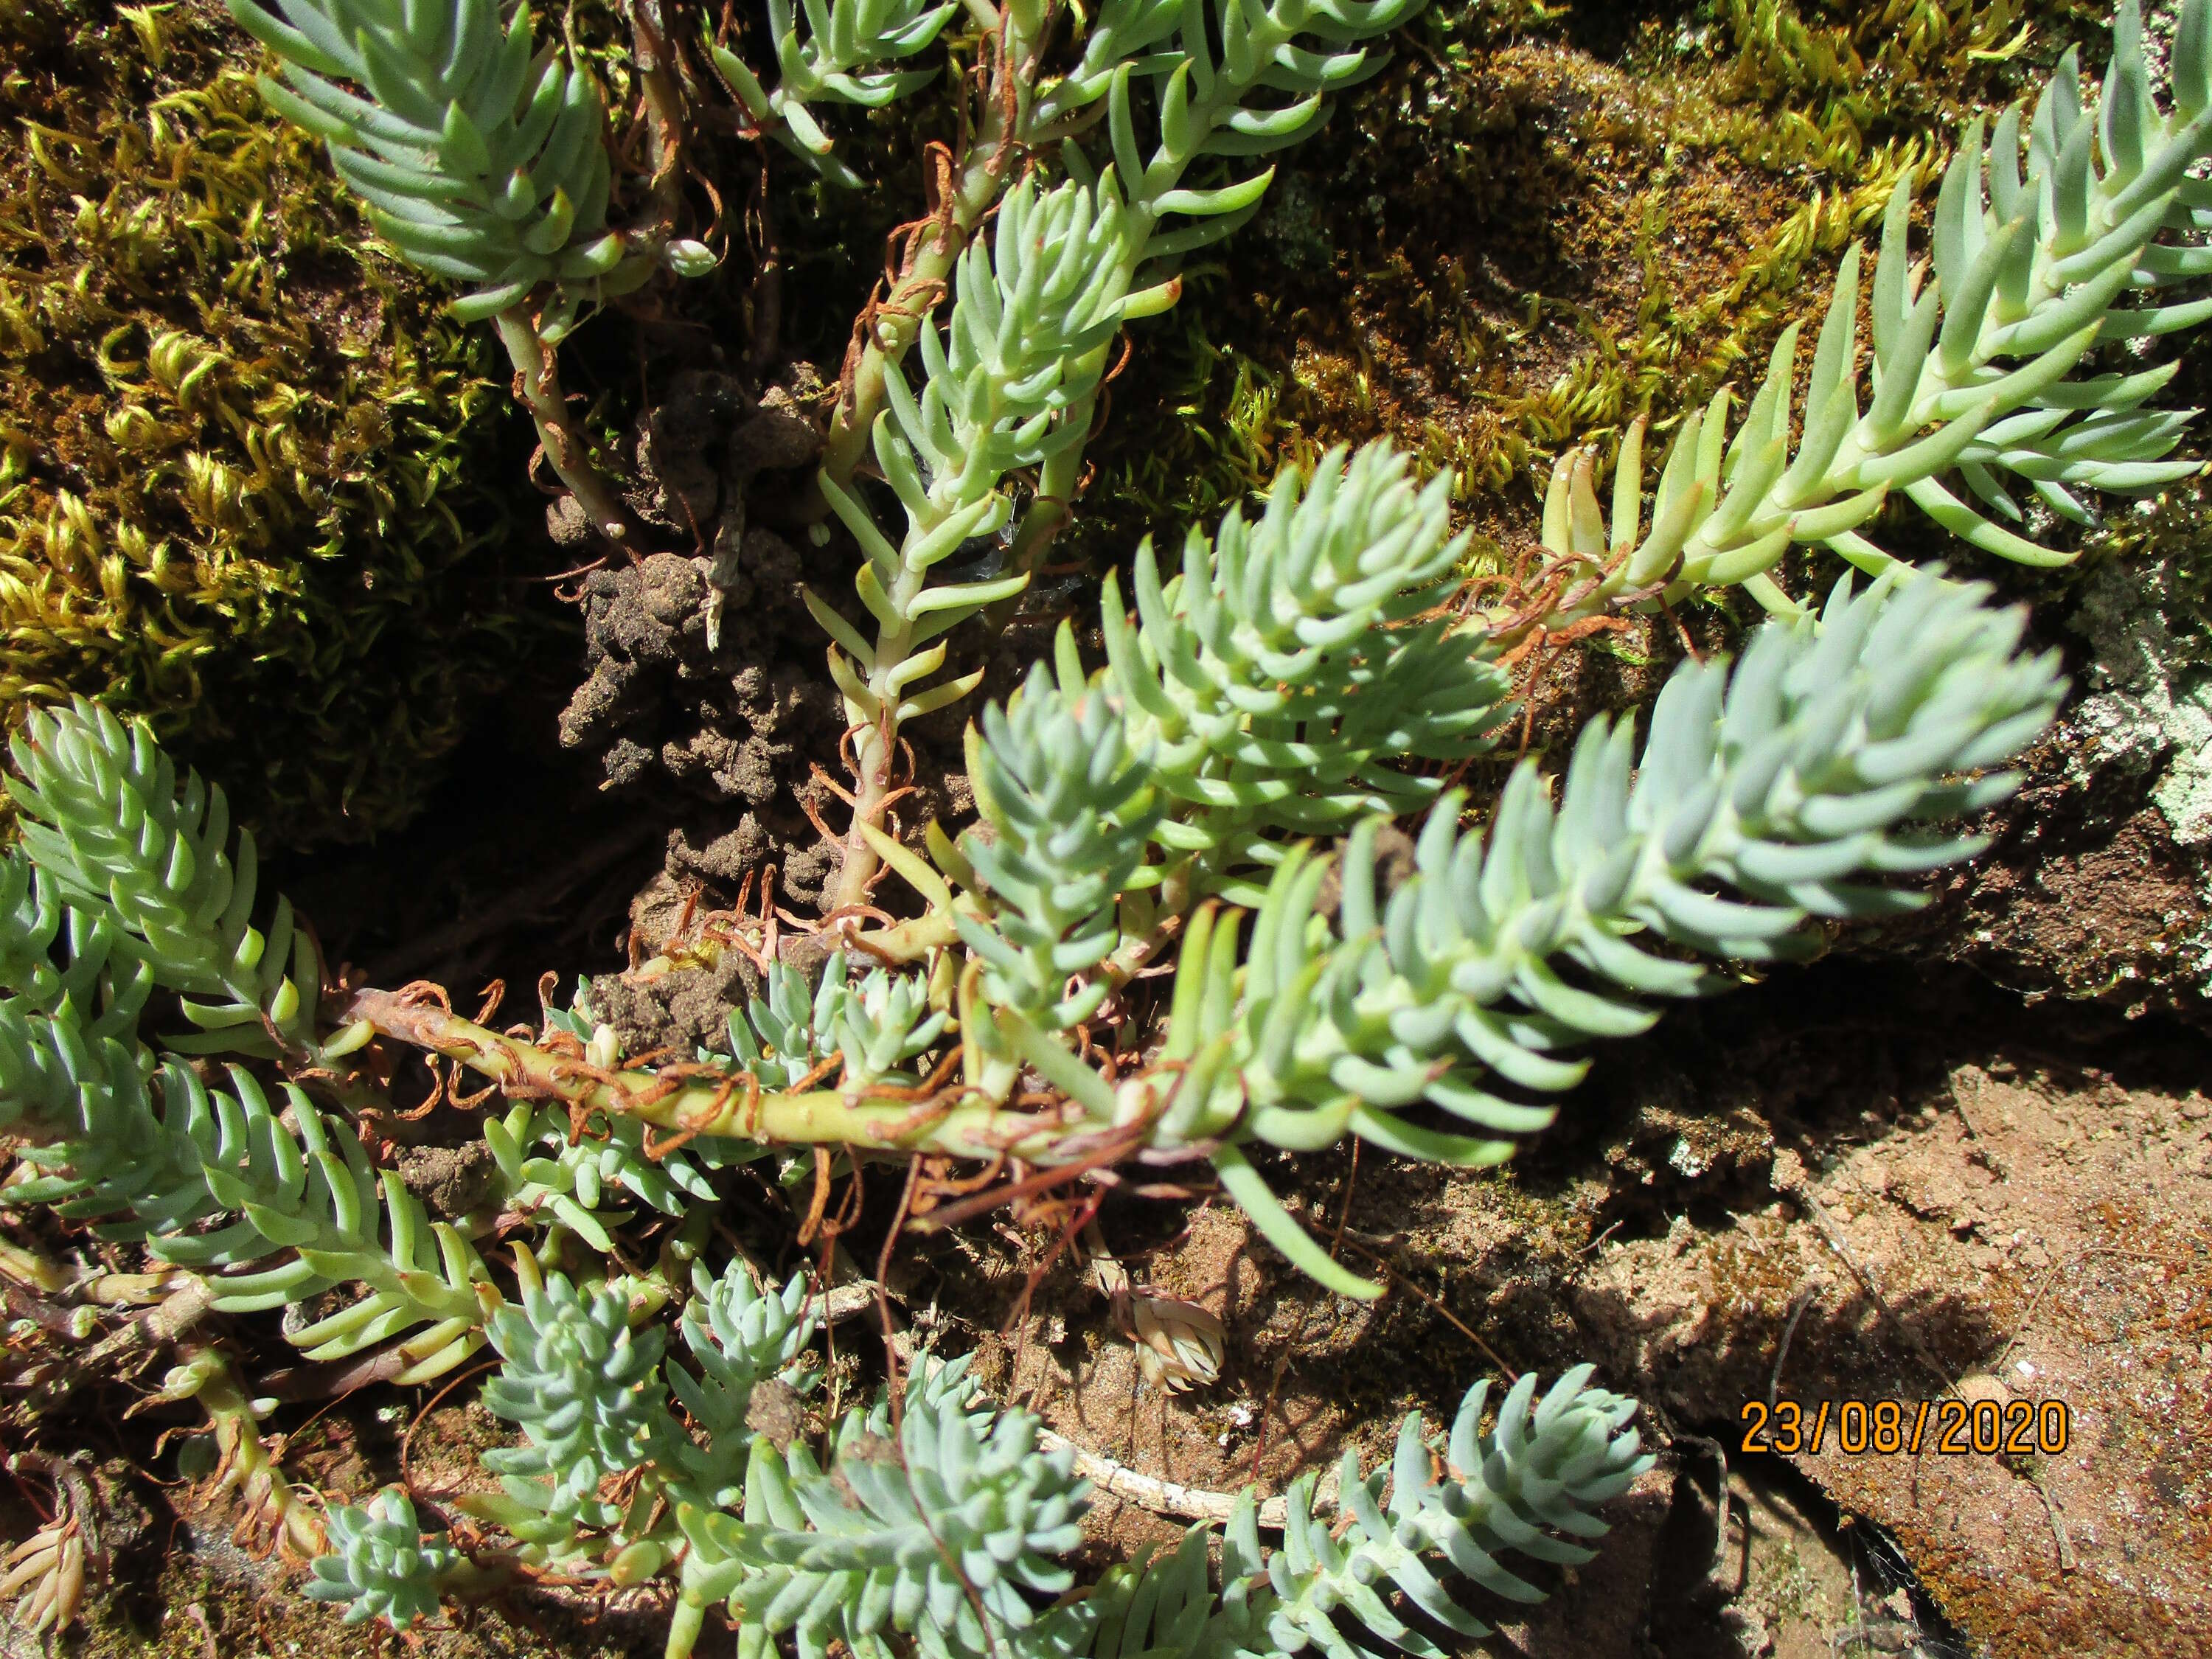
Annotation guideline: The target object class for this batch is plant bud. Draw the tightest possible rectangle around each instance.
[1127,1290,1225,1392]
[663,239,718,278]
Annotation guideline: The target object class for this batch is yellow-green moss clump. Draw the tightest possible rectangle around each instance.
[0,0,527,844]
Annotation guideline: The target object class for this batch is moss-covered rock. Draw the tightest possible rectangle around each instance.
[0,0,532,844]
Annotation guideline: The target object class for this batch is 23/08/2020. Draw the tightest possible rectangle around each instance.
[1741,1397,2070,1457]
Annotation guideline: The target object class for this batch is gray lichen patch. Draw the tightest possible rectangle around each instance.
[2059,485,2212,994]
[2070,507,2212,849]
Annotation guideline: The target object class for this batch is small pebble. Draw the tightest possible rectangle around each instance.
[1957,1372,2011,1408]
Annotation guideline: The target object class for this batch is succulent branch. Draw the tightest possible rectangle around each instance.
[966,561,2059,1293]
[1,706,493,1378]
[993,0,1422,558]
[306,1489,459,1629]
[815,0,1422,493]
[1096,444,1512,889]
[706,0,959,187]
[225,0,655,317]
[1537,0,2212,618]
[818,173,1166,907]
[224,0,703,546]
[7,700,329,1060]
[0,1011,493,1377]
[1065,1366,1650,1659]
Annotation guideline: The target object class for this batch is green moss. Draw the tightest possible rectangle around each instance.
[1464,1163,1590,1253]
[0,0,533,844]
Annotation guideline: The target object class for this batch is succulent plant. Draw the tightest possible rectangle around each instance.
[305,1488,459,1629]
[3,1,2206,1654]
[483,1274,680,1512]
[1534,0,2212,618]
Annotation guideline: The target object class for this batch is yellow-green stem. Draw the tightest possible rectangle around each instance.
[493,307,641,548]
[170,1346,330,1559]
[346,987,1073,1161]
[829,550,937,911]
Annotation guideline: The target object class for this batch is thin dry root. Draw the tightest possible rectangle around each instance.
[1043,1433,1307,1529]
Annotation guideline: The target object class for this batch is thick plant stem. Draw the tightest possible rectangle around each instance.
[346,987,1073,1158]
[829,636,917,913]
[625,0,689,243]
[817,16,1043,490]
[493,307,639,549]
[984,410,1102,631]
[855,905,962,961]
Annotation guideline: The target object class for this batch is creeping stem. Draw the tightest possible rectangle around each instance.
[830,565,932,914]
[345,987,1071,1160]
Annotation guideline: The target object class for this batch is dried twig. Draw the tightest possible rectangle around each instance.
[1039,1431,1302,1529]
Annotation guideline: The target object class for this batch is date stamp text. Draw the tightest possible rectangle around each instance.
[1740,1397,2072,1458]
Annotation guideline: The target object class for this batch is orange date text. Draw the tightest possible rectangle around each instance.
[1739,1397,2070,1458]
